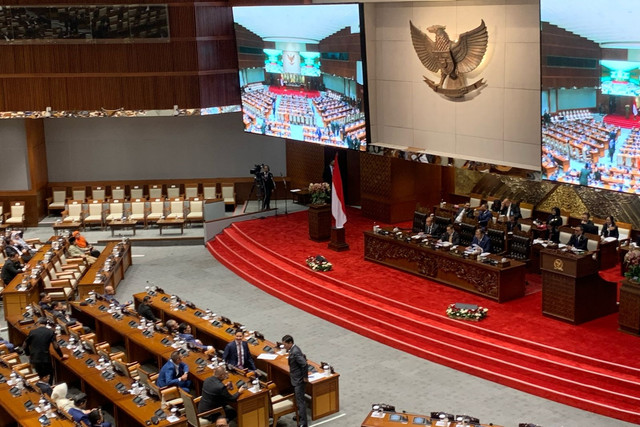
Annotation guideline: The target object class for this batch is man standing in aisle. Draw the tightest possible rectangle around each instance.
[282,334,308,427]
[23,318,68,383]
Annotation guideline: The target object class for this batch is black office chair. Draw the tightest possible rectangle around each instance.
[412,211,427,233]
[459,223,476,247]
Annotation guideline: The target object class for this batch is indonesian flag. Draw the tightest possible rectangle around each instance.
[331,153,347,229]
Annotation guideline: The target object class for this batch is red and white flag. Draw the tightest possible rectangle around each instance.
[331,153,347,229]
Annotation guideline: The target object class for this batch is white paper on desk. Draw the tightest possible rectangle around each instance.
[604,237,617,242]
[167,415,181,423]
[291,189,301,192]
[308,373,324,382]
[257,353,278,360]
[558,243,567,248]
[371,412,385,418]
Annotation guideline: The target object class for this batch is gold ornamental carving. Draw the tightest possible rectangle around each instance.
[410,20,488,99]
[553,258,564,272]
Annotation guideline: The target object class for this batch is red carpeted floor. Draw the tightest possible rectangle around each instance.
[269,85,320,98]
[603,113,640,129]
[207,207,640,423]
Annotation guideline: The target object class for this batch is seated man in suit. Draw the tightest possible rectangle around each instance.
[469,228,491,253]
[500,198,521,221]
[423,216,440,237]
[223,330,256,371]
[454,202,474,224]
[567,225,589,251]
[198,366,245,422]
[475,204,493,228]
[439,224,460,245]
[156,351,191,392]
[178,323,214,353]
[506,215,521,233]
[580,212,598,235]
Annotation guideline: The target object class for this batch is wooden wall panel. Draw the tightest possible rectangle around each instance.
[541,22,600,90]
[25,119,48,219]
[319,28,361,80]
[195,4,234,37]
[285,140,324,190]
[0,1,240,110]
[235,24,265,70]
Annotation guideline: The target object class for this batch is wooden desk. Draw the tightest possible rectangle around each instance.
[1,243,63,320]
[540,249,618,324]
[9,318,188,427]
[69,302,269,427]
[108,219,137,236]
[364,231,526,303]
[361,411,502,427]
[77,241,132,299]
[157,219,185,235]
[132,292,340,421]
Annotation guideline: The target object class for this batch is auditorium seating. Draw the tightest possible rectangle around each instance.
[129,199,147,226]
[47,187,67,214]
[111,186,125,200]
[149,184,163,199]
[166,199,185,220]
[146,199,165,225]
[267,382,297,427]
[185,183,200,199]
[91,186,106,201]
[105,200,124,222]
[221,183,236,211]
[187,198,204,225]
[167,184,181,199]
[179,388,225,427]
[203,184,217,200]
[130,185,144,200]
[84,199,104,229]
[62,200,85,224]
[72,186,86,202]
[4,201,25,228]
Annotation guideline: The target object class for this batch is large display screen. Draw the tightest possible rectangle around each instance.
[233,4,369,151]
[541,1,640,195]
[600,60,640,97]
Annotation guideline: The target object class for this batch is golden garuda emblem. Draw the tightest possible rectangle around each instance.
[410,20,488,98]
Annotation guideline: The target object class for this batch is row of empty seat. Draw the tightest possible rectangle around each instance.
[60,198,204,229]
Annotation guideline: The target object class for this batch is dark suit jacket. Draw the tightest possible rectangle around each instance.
[601,226,619,239]
[198,376,239,415]
[222,340,256,371]
[582,221,598,235]
[500,204,521,220]
[156,360,189,388]
[477,210,493,227]
[471,235,491,253]
[287,345,308,386]
[439,231,460,245]
[424,223,440,237]
[23,326,62,363]
[1,259,22,285]
[568,234,588,250]
[137,303,159,322]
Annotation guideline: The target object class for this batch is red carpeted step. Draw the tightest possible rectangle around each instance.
[228,224,640,379]
[228,215,640,376]
[209,232,640,416]
[213,230,640,404]
[208,235,640,422]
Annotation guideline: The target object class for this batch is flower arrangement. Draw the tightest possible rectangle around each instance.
[308,182,331,205]
[624,249,640,281]
[306,255,332,272]
[446,303,488,321]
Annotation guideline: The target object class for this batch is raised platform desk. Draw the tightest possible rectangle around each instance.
[364,231,526,303]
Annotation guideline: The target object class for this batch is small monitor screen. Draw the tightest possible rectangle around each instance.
[233,4,369,151]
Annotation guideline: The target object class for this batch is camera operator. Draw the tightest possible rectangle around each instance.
[261,165,276,210]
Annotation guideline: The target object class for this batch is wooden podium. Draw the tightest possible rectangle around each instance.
[308,204,331,242]
[619,279,640,335]
[540,249,618,324]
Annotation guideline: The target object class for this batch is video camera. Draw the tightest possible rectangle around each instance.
[250,164,264,176]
